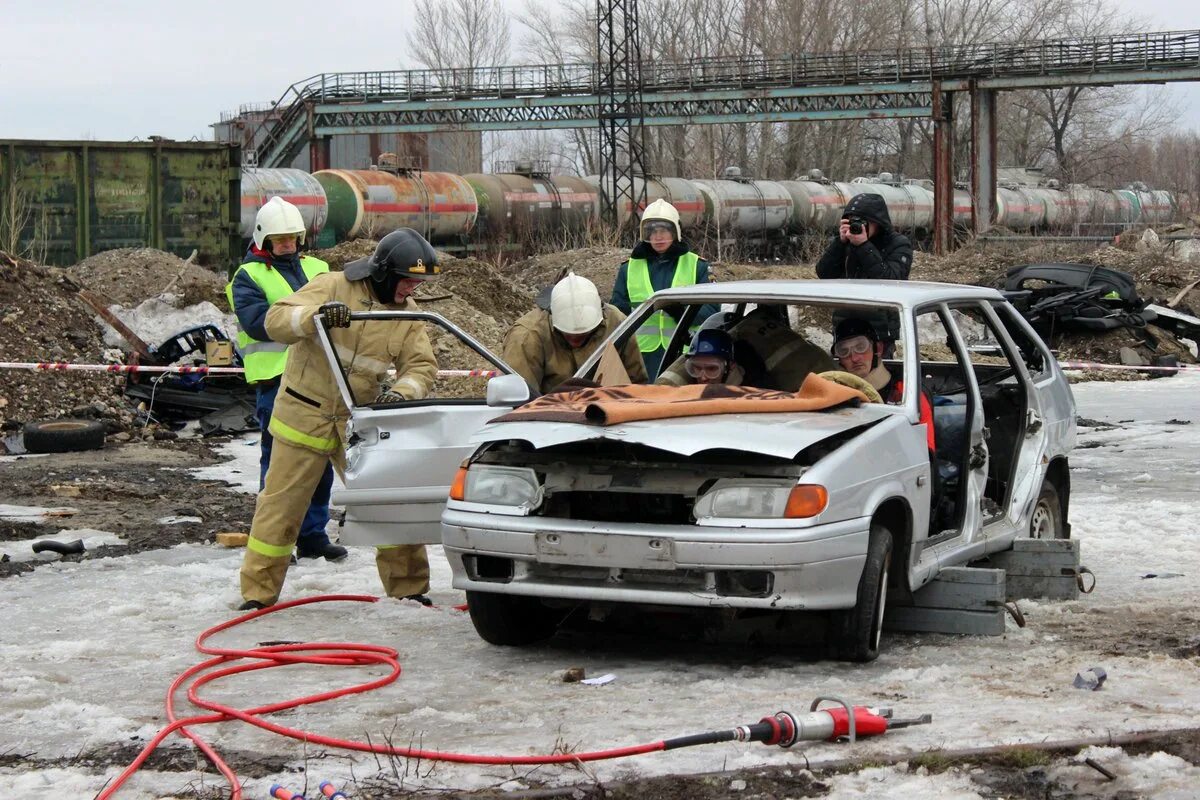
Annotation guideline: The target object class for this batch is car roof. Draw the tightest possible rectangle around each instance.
[651,279,1004,308]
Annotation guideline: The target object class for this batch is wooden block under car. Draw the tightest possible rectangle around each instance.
[884,567,1007,636]
[215,532,249,548]
[971,539,1083,601]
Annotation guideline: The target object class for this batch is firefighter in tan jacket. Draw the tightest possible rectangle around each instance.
[238,229,439,611]
[502,273,647,394]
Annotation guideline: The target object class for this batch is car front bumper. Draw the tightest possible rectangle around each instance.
[441,509,871,611]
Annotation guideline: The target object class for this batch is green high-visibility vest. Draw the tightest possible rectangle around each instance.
[626,252,699,353]
[225,256,329,383]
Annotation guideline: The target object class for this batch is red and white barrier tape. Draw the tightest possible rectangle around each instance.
[1,359,1194,377]
[0,361,501,378]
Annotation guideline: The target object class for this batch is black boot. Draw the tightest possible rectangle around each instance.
[402,594,433,606]
[238,600,268,611]
[296,539,348,562]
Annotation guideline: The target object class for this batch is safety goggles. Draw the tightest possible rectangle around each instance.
[685,357,727,379]
[644,221,674,236]
[833,336,873,359]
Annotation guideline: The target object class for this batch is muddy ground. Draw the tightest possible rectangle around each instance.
[0,439,253,580]
[2,440,1198,798]
[1,241,1198,796]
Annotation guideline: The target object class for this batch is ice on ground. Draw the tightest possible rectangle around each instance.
[0,504,78,522]
[1,374,1198,798]
[0,528,125,563]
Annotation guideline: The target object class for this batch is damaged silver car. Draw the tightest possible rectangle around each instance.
[326,282,1076,662]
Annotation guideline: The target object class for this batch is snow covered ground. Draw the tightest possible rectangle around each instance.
[1,375,1198,798]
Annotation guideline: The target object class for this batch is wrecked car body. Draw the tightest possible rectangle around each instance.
[325,282,1077,661]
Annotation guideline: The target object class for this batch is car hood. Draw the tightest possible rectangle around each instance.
[473,405,895,459]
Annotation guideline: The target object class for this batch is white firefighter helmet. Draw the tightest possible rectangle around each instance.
[550,273,603,335]
[640,198,682,241]
[253,196,307,249]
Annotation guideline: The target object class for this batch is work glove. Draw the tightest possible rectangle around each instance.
[318,302,352,328]
[373,390,406,405]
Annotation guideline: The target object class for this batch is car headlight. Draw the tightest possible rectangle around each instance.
[450,465,542,509]
[694,480,828,520]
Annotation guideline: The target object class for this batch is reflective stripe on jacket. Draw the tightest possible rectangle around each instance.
[225,256,329,383]
[263,272,437,454]
[626,252,699,353]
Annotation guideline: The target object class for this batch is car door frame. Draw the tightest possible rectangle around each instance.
[315,309,528,547]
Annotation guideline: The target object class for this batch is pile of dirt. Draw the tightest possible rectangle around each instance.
[315,241,541,363]
[310,238,377,271]
[504,247,629,300]
[415,255,537,378]
[70,248,228,308]
[914,242,1200,308]
[0,252,129,431]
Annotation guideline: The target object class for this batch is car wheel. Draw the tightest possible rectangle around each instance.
[466,590,558,646]
[1028,481,1066,539]
[22,419,107,454]
[832,523,893,663]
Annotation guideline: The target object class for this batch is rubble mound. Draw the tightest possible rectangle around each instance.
[415,256,537,376]
[71,248,228,308]
[504,247,629,300]
[310,238,377,271]
[0,253,127,430]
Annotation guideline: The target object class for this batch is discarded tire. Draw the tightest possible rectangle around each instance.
[22,419,107,454]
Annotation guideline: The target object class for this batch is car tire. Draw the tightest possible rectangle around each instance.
[22,419,107,454]
[466,590,558,646]
[832,523,893,663]
[1028,481,1066,539]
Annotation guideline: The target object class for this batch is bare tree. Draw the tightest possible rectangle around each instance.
[407,0,512,73]
[405,0,513,172]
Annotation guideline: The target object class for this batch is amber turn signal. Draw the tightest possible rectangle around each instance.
[784,485,828,518]
[449,466,468,501]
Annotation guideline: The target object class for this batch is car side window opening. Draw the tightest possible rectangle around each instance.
[991,302,1050,381]
[355,316,504,408]
[916,308,973,534]
[946,304,1031,519]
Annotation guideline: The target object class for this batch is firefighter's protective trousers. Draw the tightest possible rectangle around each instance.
[239,440,430,605]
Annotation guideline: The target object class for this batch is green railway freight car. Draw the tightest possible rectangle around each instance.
[0,139,241,268]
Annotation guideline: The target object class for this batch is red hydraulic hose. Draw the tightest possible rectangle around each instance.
[98,595,667,800]
[99,594,921,799]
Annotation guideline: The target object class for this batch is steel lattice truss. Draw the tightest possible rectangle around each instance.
[251,29,1200,166]
[309,89,935,136]
[596,0,648,228]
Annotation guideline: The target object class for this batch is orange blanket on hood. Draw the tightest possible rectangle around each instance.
[490,372,867,426]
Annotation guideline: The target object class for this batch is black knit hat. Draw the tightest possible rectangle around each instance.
[842,193,893,231]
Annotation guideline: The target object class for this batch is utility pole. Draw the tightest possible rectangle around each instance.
[596,0,648,237]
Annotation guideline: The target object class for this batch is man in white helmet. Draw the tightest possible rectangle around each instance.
[503,272,647,394]
[226,197,346,563]
[611,198,716,379]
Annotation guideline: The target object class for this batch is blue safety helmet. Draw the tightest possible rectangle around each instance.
[686,328,734,361]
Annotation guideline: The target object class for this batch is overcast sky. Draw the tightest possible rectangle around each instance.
[3,0,1199,143]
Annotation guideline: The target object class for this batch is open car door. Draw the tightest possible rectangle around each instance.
[315,310,530,547]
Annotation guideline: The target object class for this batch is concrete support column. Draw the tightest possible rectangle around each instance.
[970,86,998,236]
[932,86,955,256]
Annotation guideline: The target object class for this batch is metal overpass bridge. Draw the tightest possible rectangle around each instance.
[249,29,1200,251]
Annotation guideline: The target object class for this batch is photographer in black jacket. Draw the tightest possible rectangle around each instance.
[815,193,913,281]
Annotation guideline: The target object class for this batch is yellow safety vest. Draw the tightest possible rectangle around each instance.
[626,252,699,353]
[225,256,329,383]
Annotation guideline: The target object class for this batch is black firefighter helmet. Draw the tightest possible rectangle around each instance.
[344,228,440,303]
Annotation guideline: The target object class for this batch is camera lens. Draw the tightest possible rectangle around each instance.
[849,221,863,234]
